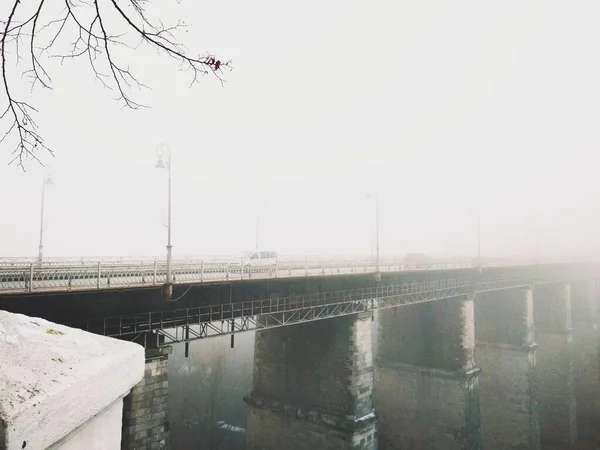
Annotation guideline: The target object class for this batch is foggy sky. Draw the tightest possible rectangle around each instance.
[1,1,599,259]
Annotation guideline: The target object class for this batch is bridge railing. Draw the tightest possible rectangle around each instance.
[0,254,548,270]
[0,257,484,294]
[0,254,587,270]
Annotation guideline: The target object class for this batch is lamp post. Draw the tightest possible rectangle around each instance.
[366,187,380,280]
[535,221,540,265]
[477,214,481,267]
[38,172,54,263]
[371,232,375,259]
[155,143,173,288]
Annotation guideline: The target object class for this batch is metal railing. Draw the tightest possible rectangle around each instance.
[72,275,541,346]
[0,253,547,267]
[0,257,482,294]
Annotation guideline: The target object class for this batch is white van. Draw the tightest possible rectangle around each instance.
[228,250,278,273]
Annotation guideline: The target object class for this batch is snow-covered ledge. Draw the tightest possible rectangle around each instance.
[0,311,144,450]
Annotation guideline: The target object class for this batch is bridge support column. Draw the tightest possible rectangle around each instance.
[375,295,481,450]
[244,313,377,450]
[122,345,172,450]
[534,283,577,446]
[571,280,600,439]
[474,287,540,449]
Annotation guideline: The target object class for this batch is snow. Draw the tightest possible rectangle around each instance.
[216,421,246,433]
[355,411,376,422]
[0,311,144,450]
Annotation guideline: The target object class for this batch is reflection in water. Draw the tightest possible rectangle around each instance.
[168,332,254,450]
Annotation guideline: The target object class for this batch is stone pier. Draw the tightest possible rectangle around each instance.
[121,345,172,450]
[534,283,577,446]
[375,295,481,450]
[474,287,540,449]
[571,280,600,440]
[244,313,377,450]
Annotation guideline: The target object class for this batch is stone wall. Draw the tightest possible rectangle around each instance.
[571,280,600,439]
[245,400,376,450]
[245,312,376,450]
[376,363,480,450]
[122,347,172,450]
[375,295,481,450]
[474,287,540,449]
[534,283,577,446]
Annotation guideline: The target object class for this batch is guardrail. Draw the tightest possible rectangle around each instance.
[0,255,536,267]
[0,258,481,294]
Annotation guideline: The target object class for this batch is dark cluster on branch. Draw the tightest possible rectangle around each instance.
[1,0,231,169]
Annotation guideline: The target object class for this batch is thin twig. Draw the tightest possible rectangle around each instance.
[0,0,232,169]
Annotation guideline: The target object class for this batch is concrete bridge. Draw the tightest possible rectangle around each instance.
[1,258,599,449]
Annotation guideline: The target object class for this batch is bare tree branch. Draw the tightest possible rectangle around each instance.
[0,0,232,169]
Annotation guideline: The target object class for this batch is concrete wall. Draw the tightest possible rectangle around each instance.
[245,312,376,450]
[122,347,172,450]
[49,399,124,450]
[375,295,481,450]
[0,311,144,450]
[474,287,540,449]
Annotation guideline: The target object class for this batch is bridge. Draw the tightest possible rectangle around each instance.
[1,255,599,449]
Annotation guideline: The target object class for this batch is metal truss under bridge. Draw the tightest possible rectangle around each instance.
[72,275,568,348]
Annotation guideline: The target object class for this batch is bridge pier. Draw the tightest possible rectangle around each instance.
[474,287,540,449]
[571,280,600,440]
[534,283,577,446]
[375,295,481,450]
[244,313,377,450]
[121,343,172,450]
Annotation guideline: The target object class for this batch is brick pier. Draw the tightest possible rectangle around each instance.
[121,346,172,450]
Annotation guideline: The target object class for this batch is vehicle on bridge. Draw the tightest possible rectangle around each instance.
[227,250,278,274]
[403,253,431,268]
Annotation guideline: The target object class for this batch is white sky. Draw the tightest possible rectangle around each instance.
[1,1,599,259]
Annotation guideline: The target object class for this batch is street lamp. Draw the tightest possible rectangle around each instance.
[535,220,540,265]
[38,172,54,263]
[366,187,380,280]
[477,215,481,267]
[155,143,173,288]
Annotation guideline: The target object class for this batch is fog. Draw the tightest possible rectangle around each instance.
[2,1,600,259]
